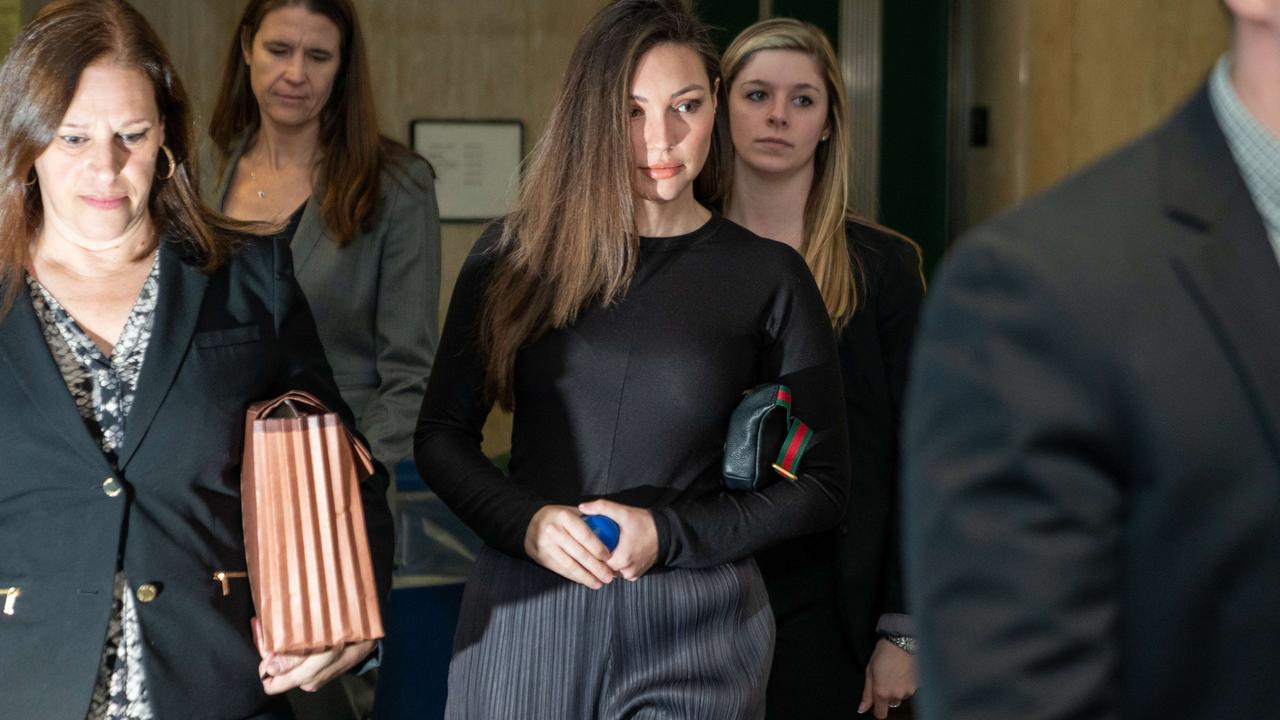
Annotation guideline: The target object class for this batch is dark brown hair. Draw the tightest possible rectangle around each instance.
[0,0,238,311]
[481,0,729,409]
[209,0,394,246]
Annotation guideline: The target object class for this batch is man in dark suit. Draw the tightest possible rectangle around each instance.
[902,2,1280,718]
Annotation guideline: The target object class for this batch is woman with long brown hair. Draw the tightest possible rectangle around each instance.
[0,1,392,718]
[206,0,439,490]
[207,5,438,705]
[721,18,925,720]
[414,1,849,716]
[206,4,436,717]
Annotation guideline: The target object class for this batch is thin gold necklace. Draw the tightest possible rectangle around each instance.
[249,168,267,199]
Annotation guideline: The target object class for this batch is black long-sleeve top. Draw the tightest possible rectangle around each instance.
[414,215,850,568]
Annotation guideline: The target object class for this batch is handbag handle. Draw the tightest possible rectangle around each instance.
[249,390,375,476]
[254,390,331,419]
[769,387,812,481]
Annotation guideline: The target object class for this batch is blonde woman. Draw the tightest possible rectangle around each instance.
[722,18,924,719]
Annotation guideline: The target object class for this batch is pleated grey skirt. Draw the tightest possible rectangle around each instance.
[446,546,775,719]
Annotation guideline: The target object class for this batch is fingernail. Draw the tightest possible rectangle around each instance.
[858,703,868,714]
[268,660,283,675]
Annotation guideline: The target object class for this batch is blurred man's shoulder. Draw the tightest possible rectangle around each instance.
[969,126,1168,263]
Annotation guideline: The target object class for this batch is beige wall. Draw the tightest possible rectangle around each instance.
[964,0,1231,227]
[22,0,608,457]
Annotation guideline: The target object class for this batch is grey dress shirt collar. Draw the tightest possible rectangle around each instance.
[1208,54,1280,262]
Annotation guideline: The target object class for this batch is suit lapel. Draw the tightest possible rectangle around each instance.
[116,243,209,470]
[1163,89,1280,459]
[0,284,114,471]
[212,137,245,211]
[289,198,327,275]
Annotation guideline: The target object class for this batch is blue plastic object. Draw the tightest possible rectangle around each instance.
[582,514,620,551]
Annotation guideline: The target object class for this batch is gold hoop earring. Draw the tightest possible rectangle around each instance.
[23,170,37,187]
[158,144,177,180]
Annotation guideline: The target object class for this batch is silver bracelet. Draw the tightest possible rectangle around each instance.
[884,632,918,655]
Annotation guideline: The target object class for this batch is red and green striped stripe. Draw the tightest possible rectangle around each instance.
[772,417,811,481]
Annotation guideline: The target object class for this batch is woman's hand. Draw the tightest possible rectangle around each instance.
[858,638,918,718]
[524,504,615,589]
[577,499,658,581]
[251,617,376,694]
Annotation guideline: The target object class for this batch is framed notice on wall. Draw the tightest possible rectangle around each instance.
[410,119,523,222]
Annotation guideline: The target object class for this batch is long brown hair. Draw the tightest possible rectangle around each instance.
[209,0,390,246]
[481,0,728,409]
[0,0,238,312]
[723,18,919,329]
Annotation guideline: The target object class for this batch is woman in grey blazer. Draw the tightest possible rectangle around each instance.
[204,0,440,717]
[205,0,440,479]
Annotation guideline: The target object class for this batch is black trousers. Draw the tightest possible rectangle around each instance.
[764,559,865,717]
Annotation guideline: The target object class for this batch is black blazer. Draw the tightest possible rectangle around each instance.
[757,222,924,717]
[834,222,924,664]
[0,237,394,720]
[904,87,1280,718]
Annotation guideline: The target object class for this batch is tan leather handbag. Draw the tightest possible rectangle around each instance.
[241,390,385,655]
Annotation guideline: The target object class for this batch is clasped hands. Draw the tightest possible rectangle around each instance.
[523,500,659,588]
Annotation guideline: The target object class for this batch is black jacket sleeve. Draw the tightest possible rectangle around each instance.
[872,236,925,619]
[903,230,1124,720]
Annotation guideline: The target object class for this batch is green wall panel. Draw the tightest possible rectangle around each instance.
[694,0,760,52]
[694,0,839,52]
[771,0,839,47]
[879,1,950,277]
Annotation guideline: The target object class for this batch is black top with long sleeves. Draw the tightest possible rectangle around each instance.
[415,215,850,568]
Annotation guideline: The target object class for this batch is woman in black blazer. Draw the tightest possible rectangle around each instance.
[720,19,926,720]
[0,2,392,718]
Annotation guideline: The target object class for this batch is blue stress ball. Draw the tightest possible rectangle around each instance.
[582,514,620,552]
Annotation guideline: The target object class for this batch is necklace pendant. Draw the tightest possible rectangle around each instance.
[257,190,266,199]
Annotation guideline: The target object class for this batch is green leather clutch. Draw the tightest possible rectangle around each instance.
[722,384,812,491]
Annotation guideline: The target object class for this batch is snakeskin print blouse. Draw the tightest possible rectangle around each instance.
[26,259,159,720]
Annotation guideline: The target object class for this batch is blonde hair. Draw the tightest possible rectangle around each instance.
[723,18,859,328]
